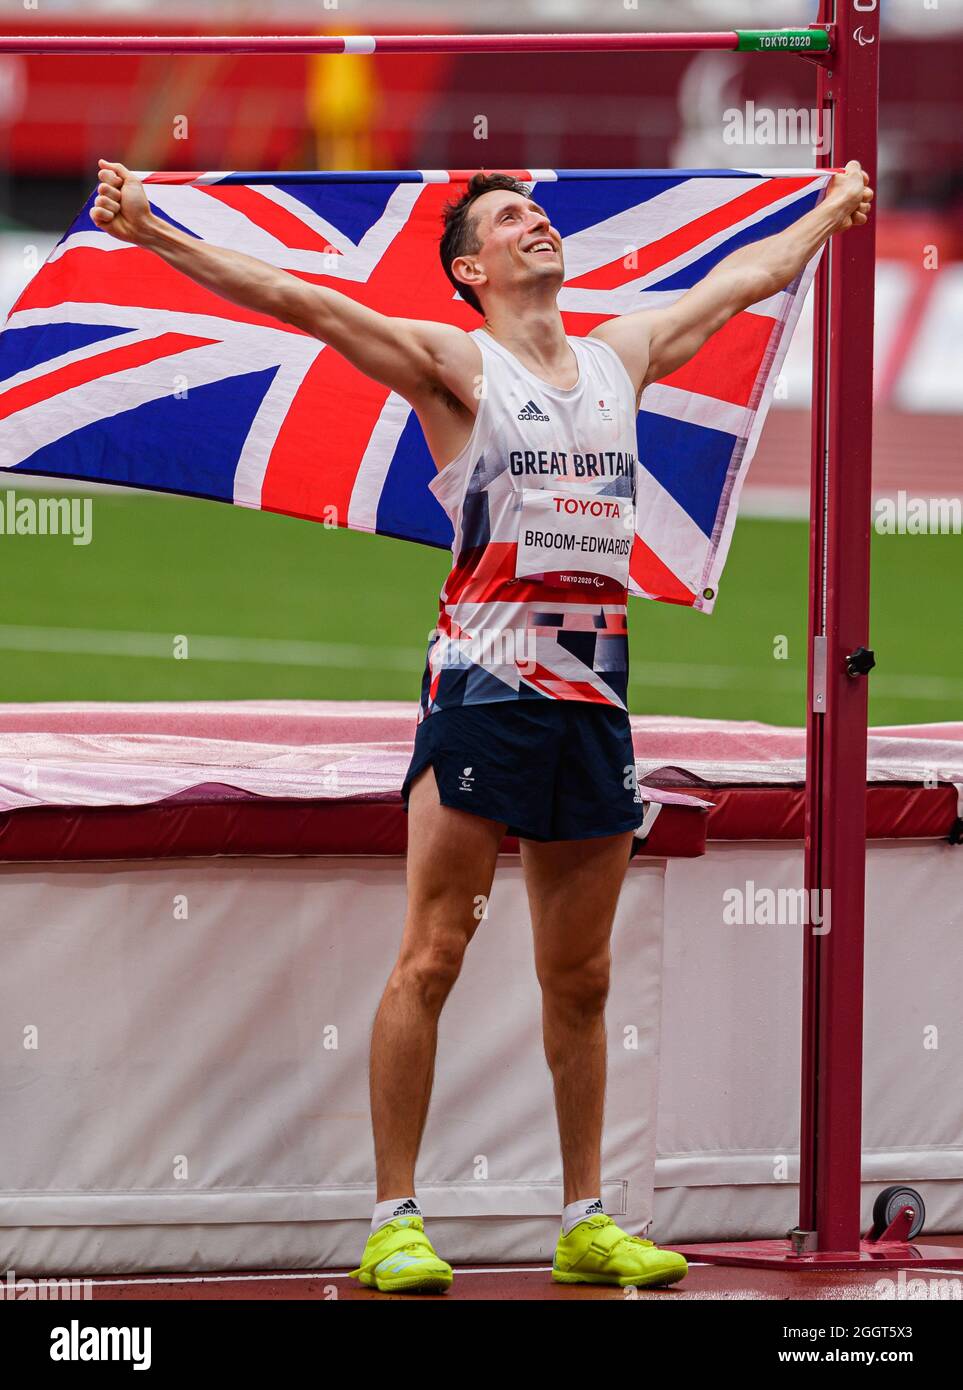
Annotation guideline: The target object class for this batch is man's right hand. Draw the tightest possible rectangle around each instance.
[89,160,155,244]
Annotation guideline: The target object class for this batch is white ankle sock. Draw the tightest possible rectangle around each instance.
[371,1196,423,1233]
[562,1196,605,1235]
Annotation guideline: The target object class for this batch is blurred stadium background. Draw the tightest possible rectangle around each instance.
[0,0,959,724]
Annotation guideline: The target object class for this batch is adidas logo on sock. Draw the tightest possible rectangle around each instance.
[585,1199,605,1216]
[517,399,550,423]
[391,1199,421,1217]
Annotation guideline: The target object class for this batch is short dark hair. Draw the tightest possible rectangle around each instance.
[439,171,533,316]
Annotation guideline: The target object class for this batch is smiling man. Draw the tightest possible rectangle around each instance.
[91,158,872,1294]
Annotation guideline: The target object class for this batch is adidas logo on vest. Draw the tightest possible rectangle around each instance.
[517,399,551,423]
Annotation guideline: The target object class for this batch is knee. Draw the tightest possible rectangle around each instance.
[392,938,467,1013]
[539,957,611,1018]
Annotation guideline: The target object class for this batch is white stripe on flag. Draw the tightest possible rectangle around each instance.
[347,392,415,532]
[0,325,150,402]
[560,175,827,298]
[62,177,429,284]
[559,177,757,281]
[347,182,433,278]
[640,382,753,440]
[633,471,715,597]
[133,183,310,266]
[232,358,318,509]
[46,232,132,264]
[629,178,827,294]
[131,171,230,184]
[560,283,790,322]
[0,326,315,461]
[248,183,363,258]
[5,301,315,355]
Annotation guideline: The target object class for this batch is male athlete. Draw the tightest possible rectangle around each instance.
[92,157,872,1293]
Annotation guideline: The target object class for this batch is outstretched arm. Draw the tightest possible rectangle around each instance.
[90,160,473,407]
[590,160,874,396]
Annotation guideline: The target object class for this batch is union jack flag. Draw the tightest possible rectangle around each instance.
[0,167,829,612]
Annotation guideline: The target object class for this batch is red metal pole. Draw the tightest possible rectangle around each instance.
[801,0,880,1251]
[800,53,832,1235]
[0,30,828,56]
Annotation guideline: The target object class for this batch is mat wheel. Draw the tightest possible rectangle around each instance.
[871,1185,925,1240]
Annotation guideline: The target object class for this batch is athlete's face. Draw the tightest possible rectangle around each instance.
[458,190,564,307]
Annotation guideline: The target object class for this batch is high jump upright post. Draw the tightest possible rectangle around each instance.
[801,0,881,1259]
[6,7,960,1271]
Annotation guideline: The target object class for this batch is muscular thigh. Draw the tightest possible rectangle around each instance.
[521,832,634,978]
[402,765,507,959]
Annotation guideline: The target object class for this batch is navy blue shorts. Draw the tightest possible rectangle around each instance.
[401,701,647,843]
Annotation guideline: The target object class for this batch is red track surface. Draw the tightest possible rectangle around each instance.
[72,1235,963,1300]
[747,409,962,505]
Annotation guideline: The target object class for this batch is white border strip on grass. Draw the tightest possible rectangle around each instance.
[0,624,960,702]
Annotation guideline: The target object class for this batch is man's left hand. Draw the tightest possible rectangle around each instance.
[826,159,874,231]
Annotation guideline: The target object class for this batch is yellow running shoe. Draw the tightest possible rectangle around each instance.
[552,1215,687,1288]
[349,1216,453,1294]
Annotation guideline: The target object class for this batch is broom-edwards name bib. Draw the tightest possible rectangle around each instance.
[515,485,634,587]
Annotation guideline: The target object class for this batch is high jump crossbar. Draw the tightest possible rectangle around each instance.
[11,7,947,1274]
[0,30,832,56]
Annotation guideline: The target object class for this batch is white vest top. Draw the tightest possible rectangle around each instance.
[419,327,638,719]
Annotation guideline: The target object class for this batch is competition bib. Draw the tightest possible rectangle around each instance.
[515,486,634,588]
